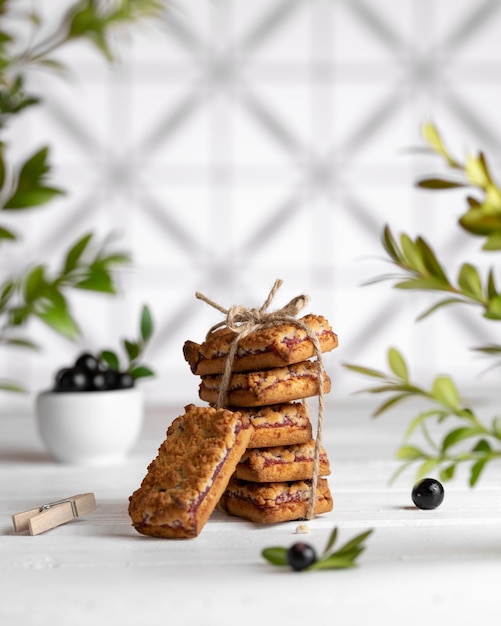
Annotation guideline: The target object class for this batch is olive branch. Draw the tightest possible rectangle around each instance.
[345,123,501,486]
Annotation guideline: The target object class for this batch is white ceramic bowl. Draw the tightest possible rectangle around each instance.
[36,387,144,465]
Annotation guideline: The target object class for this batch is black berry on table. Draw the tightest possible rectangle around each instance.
[286,542,317,571]
[411,478,444,510]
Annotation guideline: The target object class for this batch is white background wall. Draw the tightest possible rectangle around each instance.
[3,0,501,411]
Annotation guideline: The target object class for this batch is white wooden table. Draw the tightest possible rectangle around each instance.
[1,397,501,625]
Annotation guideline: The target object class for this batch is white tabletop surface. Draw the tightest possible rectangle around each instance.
[1,396,501,626]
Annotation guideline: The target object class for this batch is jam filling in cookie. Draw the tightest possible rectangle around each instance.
[234,441,330,482]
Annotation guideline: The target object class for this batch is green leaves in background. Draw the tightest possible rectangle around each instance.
[262,528,374,572]
[417,122,501,251]
[65,0,164,62]
[0,232,130,342]
[2,147,64,210]
[0,1,164,392]
[0,1,164,131]
[379,225,501,321]
[98,305,155,380]
[344,349,501,487]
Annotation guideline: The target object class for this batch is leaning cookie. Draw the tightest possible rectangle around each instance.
[234,440,330,482]
[219,477,333,524]
[199,360,331,407]
[183,314,338,376]
[128,404,253,538]
[240,402,313,448]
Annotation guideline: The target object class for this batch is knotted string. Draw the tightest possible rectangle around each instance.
[195,278,326,520]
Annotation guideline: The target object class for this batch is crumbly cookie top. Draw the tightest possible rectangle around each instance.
[191,314,336,360]
[238,402,309,428]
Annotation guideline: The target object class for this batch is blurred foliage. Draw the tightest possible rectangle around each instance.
[345,123,501,486]
[0,0,164,391]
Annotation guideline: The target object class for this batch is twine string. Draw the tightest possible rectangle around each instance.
[195,279,326,520]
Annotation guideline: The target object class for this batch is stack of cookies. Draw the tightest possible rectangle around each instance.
[183,313,338,524]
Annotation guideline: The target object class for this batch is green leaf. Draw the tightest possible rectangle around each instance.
[457,263,483,301]
[482,231,501,251]
[75,266,114,293]
[431,376,461,411]
[439,464,456,482]
[359,384,418,395]
[416,297,467,321]
[395,277,450,291]
[373,393,411,418]
[335,529,373,555]
[261,547,288,566]
[472,438,491,453]
[422,122,460,168]
[484,295,501,320]
[24,265,46,302]
[382,225,403,263]
[308,556,358,570]
[63,233,93,274]
[0,380,26,393]
[387,348,408,381]
[460,208,501,237]
[465,153,492,188]
[396,445,425,461]
[492,416,501,439]
[3,147,64,209]
[473,344,501,356]
[124,339,140,361]
[415,458,439,480]
[37,304,79,339]
[100,350,120,370]
[487,270,498,300]
[0,226,16,240]
[0,142,5,189]
[441,427,480,453]
[402,409,448,441]
[322,527,338,555]
[400,234,427,273]
[140,305,153,342]
[470,458,488,487]
[416,237,450,284]
[3,187,62,209]
[3,337,39,350]
[343,363,387,380]
[0,279,14,305]
[99,252,131,267]
[129,365,155,379]
[416,178,466,190]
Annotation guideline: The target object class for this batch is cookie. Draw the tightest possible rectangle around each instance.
[219,477,333,524]
[199,360,331,407]
[183,314,338,376]
[128,404,253,538]
[234,440,330,482]
[241,402,313,448]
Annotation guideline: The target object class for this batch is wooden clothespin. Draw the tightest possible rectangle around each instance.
[12,493,96,535]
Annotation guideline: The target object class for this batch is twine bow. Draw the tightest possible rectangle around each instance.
[195,279,326,521]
